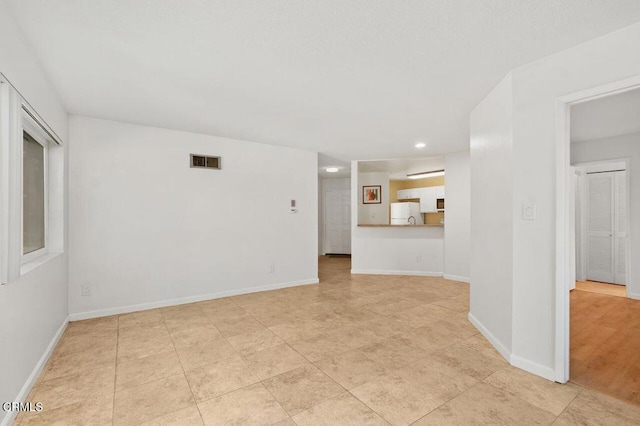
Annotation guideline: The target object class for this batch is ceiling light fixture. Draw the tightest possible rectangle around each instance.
[414,141,426,148]
[407,169,445,179]
[326,167,339,173]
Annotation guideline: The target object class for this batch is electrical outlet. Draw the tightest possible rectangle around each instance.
[81,285,91,296]
[269,263,275,274]
[416,255,422,263]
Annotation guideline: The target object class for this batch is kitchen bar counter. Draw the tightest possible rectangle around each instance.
[357,224,443,227]
[351,223,444,275]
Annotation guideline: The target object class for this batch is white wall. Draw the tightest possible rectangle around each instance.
[469,74,514,359]
[0,3,69,425]
[68,116,317,319]
[318,177,350,255]
[351,226,444,275]
[357,172,389,225]
[444,151,470,282]
[511,22,640,380]
[571,132,640,298]
[471,22,640,381]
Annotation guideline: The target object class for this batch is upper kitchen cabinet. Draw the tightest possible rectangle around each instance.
[418,186,445,213]
[397,185,444,206]
[397,188,421,200]
[419,187,437,212]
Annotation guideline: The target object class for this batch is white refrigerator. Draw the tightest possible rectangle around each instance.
[390,202,424,225]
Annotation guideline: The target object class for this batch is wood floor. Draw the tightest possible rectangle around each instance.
[571,287,640,406]
[575,280,627,297]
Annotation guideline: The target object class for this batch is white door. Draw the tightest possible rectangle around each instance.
[324,189,351,254]
[586,172,623,284]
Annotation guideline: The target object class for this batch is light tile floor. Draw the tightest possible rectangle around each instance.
[16,257,640,425]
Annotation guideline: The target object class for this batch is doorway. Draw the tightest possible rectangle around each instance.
[323,188,351,254]
[560,84,640,404]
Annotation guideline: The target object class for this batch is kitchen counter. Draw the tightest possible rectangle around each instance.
[357,224,443,227]
[352,223,444,275]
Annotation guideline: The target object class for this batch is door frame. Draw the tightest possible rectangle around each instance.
[555,75,640,383]
[574,167,585,283]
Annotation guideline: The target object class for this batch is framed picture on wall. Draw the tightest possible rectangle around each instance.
[362,185,382,204]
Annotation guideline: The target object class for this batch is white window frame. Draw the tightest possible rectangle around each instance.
[1,73,64,284]
[20,109,50,264]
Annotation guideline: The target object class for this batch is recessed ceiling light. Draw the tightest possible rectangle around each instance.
[326,167,339,173]
[414,141,426,148]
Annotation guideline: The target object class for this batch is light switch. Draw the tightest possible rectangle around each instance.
[522,204,536,220]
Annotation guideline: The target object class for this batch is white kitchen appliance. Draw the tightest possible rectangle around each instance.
[390,202,424,225]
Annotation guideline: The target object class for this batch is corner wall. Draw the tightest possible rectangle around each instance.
[0,3,69,424]
[443,151,470,282]
[68,116,318,319]
[471,21,640,381]
[509,22,640,380]
[469,74,514,359]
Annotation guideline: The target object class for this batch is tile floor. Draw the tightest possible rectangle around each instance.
[16,257,640,425]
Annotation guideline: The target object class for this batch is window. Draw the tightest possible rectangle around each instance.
[21,113,50,263]
[0,74,63,283]
[22,131,46,257]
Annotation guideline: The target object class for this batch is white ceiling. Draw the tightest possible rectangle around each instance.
[7,1,640,166]
[571,88,640,143]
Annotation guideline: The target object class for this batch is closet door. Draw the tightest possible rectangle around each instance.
[614,172,627,285]
[586,173,615,283]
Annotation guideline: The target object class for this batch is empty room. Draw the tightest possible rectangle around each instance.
[2,1,640,425]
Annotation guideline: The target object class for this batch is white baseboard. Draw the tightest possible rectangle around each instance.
[1,316,69,426]
[350,269,442,277]
[467,312,510,362]
[627,291,640,300]
[69,278,319,321]
[510,354,556,382]
[467,312,557,383]
[443,274,470,283]
[350,270,469,282]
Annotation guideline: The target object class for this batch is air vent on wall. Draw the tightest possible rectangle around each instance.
[190,154,221,170]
